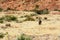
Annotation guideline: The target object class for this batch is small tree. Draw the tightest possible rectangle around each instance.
[17,34,31,40]
[33,5,49,15]
[34,9,49,14]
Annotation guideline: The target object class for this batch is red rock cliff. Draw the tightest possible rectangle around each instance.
[0,0,60,11]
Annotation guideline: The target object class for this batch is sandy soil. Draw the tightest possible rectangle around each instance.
[0,11,60,40]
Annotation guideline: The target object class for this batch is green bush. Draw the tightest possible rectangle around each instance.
[43,9,49,14]
[0,20,3,23]
[5,15,17,21]
[0,33,4,38]
[0,15,17,22]
[0,17,4,20]
[34,9,49,14]
[17,34,31,40]
[0,17,4,23]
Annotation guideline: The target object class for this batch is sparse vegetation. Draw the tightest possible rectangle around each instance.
[0,33,5,38]
[0,11,60,40]
[0,15,18,23]
[0,20,3,23]
[0,8,3,12]
[42,9,49,14]
[30,14,37,16]
[17,34,31,40]
[0,17,4,23]
[0,14,36,23]
[34,9,49,14]
[5,15,17,22]
[24,15,35,21]
[20,14,35,22]
[0,17,4,20]
[20,14,37,18]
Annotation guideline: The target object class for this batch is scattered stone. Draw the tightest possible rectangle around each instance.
[44,17,47,20]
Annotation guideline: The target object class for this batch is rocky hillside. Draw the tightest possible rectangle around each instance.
[0,0,60,11]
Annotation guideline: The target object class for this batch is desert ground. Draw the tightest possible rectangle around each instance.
[0,11,60,40]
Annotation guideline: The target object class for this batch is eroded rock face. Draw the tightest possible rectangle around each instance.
[0,0,60,11]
